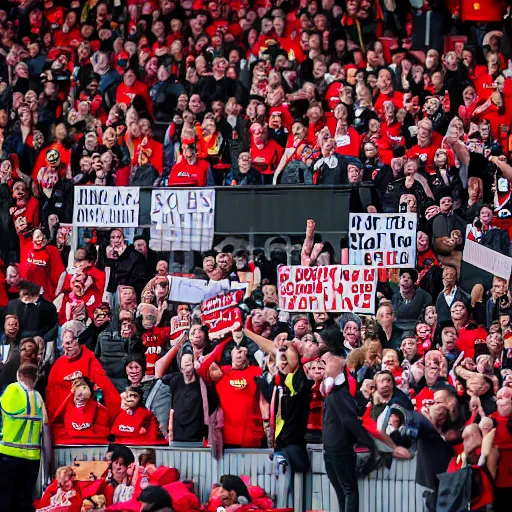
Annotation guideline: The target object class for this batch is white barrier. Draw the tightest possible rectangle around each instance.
[51,445,428,512]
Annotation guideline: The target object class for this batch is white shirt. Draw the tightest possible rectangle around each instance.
[444,286,458,307]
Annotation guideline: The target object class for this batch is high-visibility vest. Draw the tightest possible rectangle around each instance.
[0,382,45,460]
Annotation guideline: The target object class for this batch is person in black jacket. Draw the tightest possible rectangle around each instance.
[104,231,150,299]
[322,355,376,512]
[6,280,58,341]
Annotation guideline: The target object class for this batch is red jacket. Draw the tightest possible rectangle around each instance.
[116,80,154,118]
[46,346,120,421]
[33,480,82,512]
[456,324,488,361]
[250,140,284,175]
[110,406,166,445]
[52,393,111,445]
[132,137,164,174]
[169,158,210,187]
[21,243,65,301]
[198,338,264,447]
[406,132,443,174]
[460,0,506,22]
[142,326,170,376]
[374,90,405,119]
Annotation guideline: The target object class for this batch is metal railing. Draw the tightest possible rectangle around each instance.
[49,445,428,512]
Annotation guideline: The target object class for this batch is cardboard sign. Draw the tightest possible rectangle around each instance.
[201,289,245,339]
[73,186,140,227]
[150,189,215,252]
[348,213,417,268]
[278,265,377,313]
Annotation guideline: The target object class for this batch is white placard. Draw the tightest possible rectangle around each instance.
[168,276,245,304]
[149,189,215,252]
[349,212,417,267]
[278,265,377,314]
[73,186,140,227]
[463,238,512,280]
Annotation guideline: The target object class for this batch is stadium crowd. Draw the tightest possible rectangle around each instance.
[0,0,512,511]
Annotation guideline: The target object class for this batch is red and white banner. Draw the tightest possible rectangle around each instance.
[201,289,245,339]
[278,265,377,314]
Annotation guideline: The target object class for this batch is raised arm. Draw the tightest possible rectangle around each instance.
[196,337,232,380]
[490,156,512,182]
[243,328,277,356]
[154,332,188,379]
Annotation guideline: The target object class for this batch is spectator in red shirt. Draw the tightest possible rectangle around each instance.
[168,139,213,187]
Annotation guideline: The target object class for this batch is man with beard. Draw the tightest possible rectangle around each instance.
[168,139,213,187]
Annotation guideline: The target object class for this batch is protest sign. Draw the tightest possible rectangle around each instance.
[201,289,245,339]
[463,225,512,280]
[73,187,140,227]
[168,276,246,304]
[150,189,215,252]
[278,265,377,313]
[348,213,417,268]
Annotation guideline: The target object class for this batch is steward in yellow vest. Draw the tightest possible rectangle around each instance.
[0,363,48,511]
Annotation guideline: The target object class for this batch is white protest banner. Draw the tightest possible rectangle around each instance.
[463,234,512,280]
[201,289,245,339]
[278,265,377,314]
[73,186,140,227]
[168,276,246,304]
[349,213,417,268]
[150,189,215,252]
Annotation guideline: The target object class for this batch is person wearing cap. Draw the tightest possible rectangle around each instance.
[102,444,137,505]
[392,268,433,331]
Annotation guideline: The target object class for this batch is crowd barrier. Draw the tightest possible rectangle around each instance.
[50,445,428,512]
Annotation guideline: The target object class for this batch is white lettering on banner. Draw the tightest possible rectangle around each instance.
[149,189,215,252]
[463,238,512,280]
[278,265,377,314]
[201,290,245,339]
[348,213,417,268]
[73,186,140,227]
